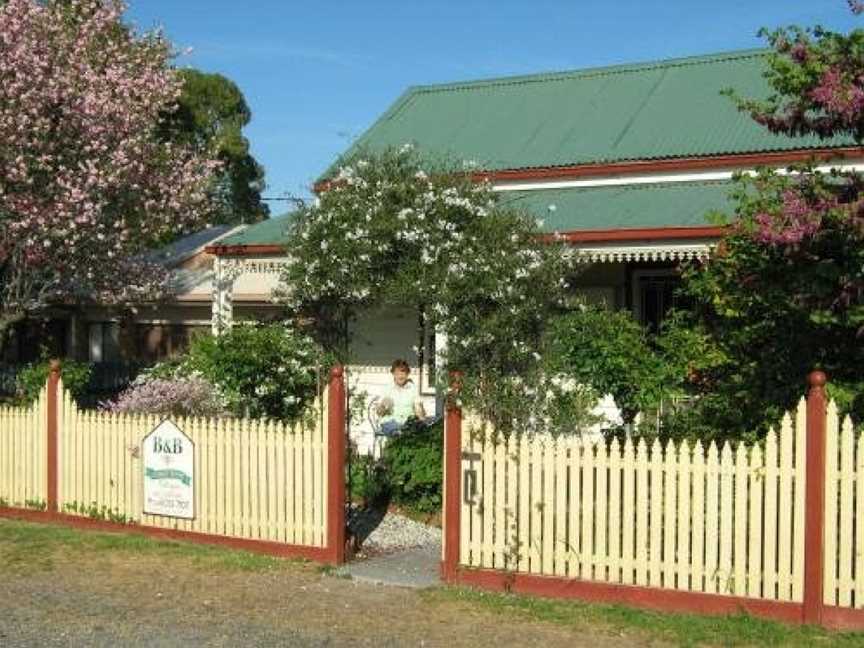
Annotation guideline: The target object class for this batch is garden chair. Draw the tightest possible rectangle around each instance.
[366,395,390,459]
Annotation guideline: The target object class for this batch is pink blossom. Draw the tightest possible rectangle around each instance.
[752,188,832,246]
[810,68,864,123]
[0,0,219,318]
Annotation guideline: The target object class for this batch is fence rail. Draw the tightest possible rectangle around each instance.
[443,372,864,630]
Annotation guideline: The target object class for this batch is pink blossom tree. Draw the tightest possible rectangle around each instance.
[729,11,864,142]
[673,2,864,437]
[0,0,218,345]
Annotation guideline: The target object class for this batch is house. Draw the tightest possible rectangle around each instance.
[20,48,855,443]
[0,225,251,394]
[202,48,864,449]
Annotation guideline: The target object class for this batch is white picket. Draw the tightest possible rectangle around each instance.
[839,414,855,607]
[689,442,705,593]
[677,442,691,591]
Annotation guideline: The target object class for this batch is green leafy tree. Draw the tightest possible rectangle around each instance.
[680,169,864,438]
[143,323,327,421]
[545,307,665,425]
[183,324,326,421]
[381,418,444,514]
[17,358,91,404]
[161,69,269,225]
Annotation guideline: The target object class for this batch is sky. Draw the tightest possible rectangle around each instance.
[125,1,862,210]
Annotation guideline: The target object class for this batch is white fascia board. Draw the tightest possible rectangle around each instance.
[492,160,864,192]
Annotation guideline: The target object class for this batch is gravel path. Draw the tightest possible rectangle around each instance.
[339,509,443,588]
[349,507,442,554]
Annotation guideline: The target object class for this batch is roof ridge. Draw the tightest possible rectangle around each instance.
[408,48,768,94]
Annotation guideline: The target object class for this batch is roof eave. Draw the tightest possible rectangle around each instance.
[205,244,286,257]
[314,146,864,193]
[555,225,727,243]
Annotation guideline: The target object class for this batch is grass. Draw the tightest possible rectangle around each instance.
[423,587,864,647]
[0,518,304,574]
[5,516,864,645]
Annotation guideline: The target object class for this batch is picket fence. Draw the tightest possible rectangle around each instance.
[824,406,864,608]
[442,374,864,629]
[457,403,808,599]
[0,364,347,564]
[57,383,329,546]
[0,387,48,509]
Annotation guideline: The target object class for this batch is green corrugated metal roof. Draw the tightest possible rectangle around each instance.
[217,212,294,246]
[501,181,735,231]
[332,49,853,175]
[221,182,735,246]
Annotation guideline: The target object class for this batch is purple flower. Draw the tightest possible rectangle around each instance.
[102,378,226,417]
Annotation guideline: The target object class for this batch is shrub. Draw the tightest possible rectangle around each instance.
[17,359,92,403]
[381,418,443,514]
[546,307,666,424]
[348,451,390,506]
[183,323,326,421]
[545,306,728,442]
[102,377,225,417]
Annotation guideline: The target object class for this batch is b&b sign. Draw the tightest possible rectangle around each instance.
[143,420,195,520]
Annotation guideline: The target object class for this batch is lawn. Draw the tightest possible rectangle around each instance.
[3,516,864,647]
[423,587,864,647]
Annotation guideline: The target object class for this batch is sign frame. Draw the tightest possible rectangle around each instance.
[142,418,196,521]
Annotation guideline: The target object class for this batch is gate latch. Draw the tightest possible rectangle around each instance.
[461,451,481,505]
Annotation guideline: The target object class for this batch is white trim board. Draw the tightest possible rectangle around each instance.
[492,161,864,192]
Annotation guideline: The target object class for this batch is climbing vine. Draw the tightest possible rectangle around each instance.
[277,147,597,435]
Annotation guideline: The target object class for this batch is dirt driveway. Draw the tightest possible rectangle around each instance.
[0,519,659,647]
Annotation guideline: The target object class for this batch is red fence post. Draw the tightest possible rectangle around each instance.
[327,365,347,564]
[441,371,462,583]
[46,359,61,513]
[803,370,828,626]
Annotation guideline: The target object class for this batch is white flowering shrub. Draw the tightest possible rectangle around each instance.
[278,147,597,435]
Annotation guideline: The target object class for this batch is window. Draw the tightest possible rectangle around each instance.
[631,269,686,333]
[88,322,121,362]
[135,324,207,363]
